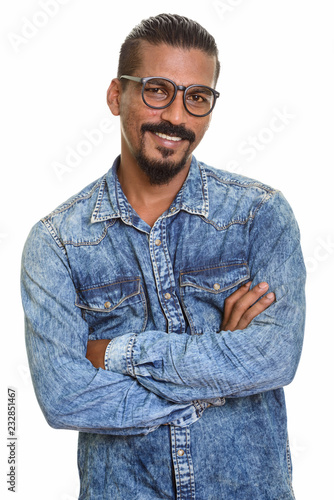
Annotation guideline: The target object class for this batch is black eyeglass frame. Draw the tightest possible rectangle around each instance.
[120,75,220,117]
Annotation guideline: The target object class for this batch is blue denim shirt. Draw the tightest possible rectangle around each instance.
[21,156,306,499]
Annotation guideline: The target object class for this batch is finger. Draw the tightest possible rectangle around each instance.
[222,282,270,331]
[236,292,276,330]
[222,281,252,324]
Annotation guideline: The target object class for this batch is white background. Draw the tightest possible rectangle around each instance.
[1,1,333,498]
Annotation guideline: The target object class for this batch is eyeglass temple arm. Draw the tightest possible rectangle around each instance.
[120,75,142,83]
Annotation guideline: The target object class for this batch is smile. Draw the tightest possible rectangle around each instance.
[154,132,182,142]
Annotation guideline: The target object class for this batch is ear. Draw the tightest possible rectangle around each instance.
[107,78,122,116]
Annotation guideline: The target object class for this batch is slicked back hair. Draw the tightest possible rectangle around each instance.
[117,13,220,88]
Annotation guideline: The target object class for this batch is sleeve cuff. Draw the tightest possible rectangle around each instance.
[104,333,137,376]
[104,339,115,370]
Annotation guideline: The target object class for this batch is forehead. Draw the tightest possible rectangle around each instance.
[136,42,217,88]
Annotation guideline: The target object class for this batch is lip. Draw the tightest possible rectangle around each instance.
[148,131,186,149]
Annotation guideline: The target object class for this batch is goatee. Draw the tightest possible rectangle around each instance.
[135,122,196,186]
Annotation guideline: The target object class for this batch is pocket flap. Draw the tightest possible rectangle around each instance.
[75,277,141,312]
[180,262,250,293]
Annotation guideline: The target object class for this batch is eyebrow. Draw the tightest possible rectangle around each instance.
[187,86,213,95]
[145,78,172,85]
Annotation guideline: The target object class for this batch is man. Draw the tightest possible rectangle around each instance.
[21,13,306,500]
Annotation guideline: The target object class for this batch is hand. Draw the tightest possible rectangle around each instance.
[86,339,111,369]
[221,281,275,332]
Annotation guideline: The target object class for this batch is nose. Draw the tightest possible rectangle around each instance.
[160,91,188,125]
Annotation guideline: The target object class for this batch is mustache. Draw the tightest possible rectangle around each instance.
[141,122,196,143]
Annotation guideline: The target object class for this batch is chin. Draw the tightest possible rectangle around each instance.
[135,150,190,186]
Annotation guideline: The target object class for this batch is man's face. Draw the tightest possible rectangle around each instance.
[115,42,217,185]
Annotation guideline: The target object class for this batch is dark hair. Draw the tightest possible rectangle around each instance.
[117,13,220,86]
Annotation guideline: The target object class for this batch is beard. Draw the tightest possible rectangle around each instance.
[135,122,196,186]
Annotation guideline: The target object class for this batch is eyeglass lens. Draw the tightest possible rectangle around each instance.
[143,78,215,116]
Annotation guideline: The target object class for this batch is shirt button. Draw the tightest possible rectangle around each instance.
[164,293,171,300]
[155,239,162,246]
[177,449,185,456]
[104,301,111,309]
[213,283,221,291]
[170,207,177,213]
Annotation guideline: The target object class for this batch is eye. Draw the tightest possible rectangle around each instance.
[146,86,168,95]
[187,93,206,103]
[186,87,214,108]
[143,82,171,103]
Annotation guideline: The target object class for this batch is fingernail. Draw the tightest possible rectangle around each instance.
[266,292,274,299]
[258,282,268,289]
[244,281,251,287]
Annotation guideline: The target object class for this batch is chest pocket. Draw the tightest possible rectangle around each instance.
[75,277,147,339]
[179,262,250,335]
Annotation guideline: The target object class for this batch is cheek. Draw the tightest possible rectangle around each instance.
[120,95,160,119]
[120,106,161,136]
[201,116,212,134]
[120,108,162,153]
[143,108,161,121]
[193,120,211,145]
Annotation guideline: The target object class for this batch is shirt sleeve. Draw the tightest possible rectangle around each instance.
[21,221,206,435]
[106,190,306,403]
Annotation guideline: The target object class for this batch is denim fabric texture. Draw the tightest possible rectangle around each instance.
[21,156,306,499]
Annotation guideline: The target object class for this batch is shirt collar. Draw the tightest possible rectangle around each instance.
[91,155,209,224]
[176,156,209,217]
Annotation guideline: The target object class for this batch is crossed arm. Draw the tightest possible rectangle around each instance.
[84,192,305,405]
[86,281,276,369]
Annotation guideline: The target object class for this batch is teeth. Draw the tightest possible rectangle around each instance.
[155,132,182,142]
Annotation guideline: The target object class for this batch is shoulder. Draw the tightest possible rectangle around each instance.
[43,175,106,222]
[197,160,291,228]
[199,161,276,196]
[30,170,113,251]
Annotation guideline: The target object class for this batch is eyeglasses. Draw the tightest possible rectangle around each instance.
[120,75,220,117]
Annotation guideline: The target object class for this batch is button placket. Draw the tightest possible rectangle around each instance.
[170,426,196,500]
[149,217,185,334]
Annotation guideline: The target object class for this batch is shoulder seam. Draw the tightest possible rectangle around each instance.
[251,190,276,222]
[41,219,66,252]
